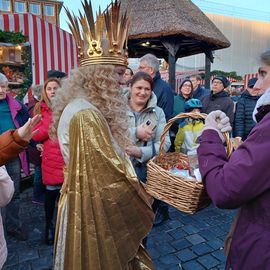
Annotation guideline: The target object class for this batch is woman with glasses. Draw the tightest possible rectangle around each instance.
[171,79,194,147]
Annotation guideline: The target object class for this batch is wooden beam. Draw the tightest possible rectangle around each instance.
[161,40,180,57]
[161,40,181,91]
[205,54,211,89]
[168,52,176,92]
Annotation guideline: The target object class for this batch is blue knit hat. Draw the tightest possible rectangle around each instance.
[213,75,230,88]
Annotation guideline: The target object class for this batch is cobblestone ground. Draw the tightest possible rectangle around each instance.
[3,188,236,270]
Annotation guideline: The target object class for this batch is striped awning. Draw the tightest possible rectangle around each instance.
[244,73,259,89]
[0,13,78,86]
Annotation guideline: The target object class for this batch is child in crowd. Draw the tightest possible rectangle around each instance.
[174,98,204,154]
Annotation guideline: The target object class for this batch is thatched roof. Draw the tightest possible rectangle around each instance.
[120,0,230,58]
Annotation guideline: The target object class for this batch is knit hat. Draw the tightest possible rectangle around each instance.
[248,77,258,88]
[212,75,230,88]
[47,70,67,79]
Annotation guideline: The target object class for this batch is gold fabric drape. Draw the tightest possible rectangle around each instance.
[54,108,155,270]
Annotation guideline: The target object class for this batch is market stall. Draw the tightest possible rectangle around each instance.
[0,13,78,99]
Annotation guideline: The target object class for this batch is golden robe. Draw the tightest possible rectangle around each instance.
[54,106,155,270]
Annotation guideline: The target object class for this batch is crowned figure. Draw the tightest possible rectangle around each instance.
[51,0,155,269]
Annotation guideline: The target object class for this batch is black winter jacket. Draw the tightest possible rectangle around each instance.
[193,85,210,100]
[233,90,261,140]
[201,91,234,126]
[153,71,174,121]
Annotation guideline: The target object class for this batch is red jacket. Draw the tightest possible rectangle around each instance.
[32,102,64,186]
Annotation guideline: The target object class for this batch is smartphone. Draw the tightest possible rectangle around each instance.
[145,119,156,131]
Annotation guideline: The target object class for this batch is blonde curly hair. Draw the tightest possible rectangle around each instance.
[50,65,131,149]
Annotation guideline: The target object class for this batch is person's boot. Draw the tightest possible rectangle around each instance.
[153,206,170,227]
[45,222,55,245]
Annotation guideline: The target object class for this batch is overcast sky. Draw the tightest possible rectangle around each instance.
[59,0,270,32]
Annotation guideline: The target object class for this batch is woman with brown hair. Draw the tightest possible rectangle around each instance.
[171,79,194,149]
[32,78,65,245]
[173,79,194,119]
[125,71,170,182]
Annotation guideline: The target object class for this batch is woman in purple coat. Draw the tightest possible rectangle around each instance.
[197,49,270,270]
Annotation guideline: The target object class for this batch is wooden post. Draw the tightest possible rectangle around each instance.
[162,40,180,93]
[168,52,176,92]
[205,54,211,89]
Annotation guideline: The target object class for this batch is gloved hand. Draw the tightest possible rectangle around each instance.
[203,110,232,142]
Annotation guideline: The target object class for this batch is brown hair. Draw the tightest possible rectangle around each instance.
[129,71,153,90]
[178,79,194,97]
[34,78,61,115]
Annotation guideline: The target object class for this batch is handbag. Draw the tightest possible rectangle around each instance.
[132,141,156,183]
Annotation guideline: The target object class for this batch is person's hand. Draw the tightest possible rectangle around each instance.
[231,137,243,150]
[36,144,44,152]
[36,144,44,157]
[203,110,232,142]
[125,146,142,158]
[17,115,41,142]
[136,123,153,142]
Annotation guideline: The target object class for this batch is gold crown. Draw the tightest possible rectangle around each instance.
[65,0,130,67]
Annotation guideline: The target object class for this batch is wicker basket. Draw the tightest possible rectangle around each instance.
[146,112,233,214]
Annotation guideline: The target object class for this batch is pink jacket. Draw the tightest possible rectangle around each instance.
[32,102,64,186]
[0,166,14,269]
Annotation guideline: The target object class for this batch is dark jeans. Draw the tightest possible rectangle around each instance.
[32,165,45,203]
[44,189,60,226]
[2,157,22,231]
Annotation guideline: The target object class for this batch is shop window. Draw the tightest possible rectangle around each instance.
[0,0,11,11]
[15,1,26,13]
[44,5,54,16]
[29,3,41,15]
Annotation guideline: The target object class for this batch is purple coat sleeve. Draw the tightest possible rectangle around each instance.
[197,113,270,209]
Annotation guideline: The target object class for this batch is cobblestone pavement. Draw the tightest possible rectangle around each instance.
[3,188,236,270]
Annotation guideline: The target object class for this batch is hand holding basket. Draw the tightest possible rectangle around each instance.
[146,112,233,214]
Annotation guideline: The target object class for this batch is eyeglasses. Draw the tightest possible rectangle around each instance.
[138,65,150,70]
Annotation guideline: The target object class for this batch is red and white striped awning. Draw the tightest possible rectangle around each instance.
[0,13,78,86]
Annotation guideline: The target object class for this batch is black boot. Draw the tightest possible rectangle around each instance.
[153,205,170,227]
[45,222,55,245]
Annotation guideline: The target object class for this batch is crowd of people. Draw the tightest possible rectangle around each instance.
[0,0,270,269]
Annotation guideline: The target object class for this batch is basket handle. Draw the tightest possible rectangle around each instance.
[159,112,233,157]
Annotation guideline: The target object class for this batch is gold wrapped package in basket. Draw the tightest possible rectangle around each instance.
[146,112,233,214]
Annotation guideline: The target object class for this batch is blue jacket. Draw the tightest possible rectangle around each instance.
[153,71,174,121]
[233,90,260,140]
[193,85,210,100]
